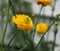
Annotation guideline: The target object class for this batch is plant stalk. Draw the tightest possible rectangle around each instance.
[35,14,59,50]
[32,5,43,41]
[1,0,10,51]
[52,25,57,51]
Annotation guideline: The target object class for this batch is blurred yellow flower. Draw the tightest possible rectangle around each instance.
[12,14,33,32]
[36,23,48,34]
[36,0,51,6]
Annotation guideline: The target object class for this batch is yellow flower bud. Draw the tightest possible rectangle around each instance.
[32,14,35,16]
[12,14,33,32]
[54,21,58,25]
[36,0,51,6]
[36,23,48,34]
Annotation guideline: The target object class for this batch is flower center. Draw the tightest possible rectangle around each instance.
[25,18,30,24]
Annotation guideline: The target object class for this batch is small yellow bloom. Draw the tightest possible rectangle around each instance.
[36,23,48,34]
[36,0,51,6]
[12,14,33,32]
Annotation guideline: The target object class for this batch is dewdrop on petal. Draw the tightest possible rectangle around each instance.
[36,23,48,34]
[12,14,33,32]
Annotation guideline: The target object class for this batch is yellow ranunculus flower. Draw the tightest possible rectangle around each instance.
[36,23,48,34]
[12,14,33,32]
[36,0,51,6]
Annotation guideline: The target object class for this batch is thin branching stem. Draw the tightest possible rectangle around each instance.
[47,0,57,42]
[52,24,58,51]
[35,14,60,49]
[4,33,17,51]
[1,0,10,51]
[52,33,56,51]
[33,5,43,41]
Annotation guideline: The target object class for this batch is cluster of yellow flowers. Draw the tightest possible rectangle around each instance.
[12,14,48,34]
[12,0,50,34]
[36,0,51,6]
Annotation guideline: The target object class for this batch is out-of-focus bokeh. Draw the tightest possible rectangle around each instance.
[0,0,60,51]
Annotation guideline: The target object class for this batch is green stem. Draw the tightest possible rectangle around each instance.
[52,25,57,51]
[4,30,32,51]
[20,30,31,46]
[9,0,16,16]
[36,5,43,23]
[1,0,10,51]
[32,5,43,41]
[47,0,57,42]
[19,46,26,51]
[52,33,56,51]
[35,14,59,49]
[51,0,56,17]
[4,32,17,51]
[1,0,4,33]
